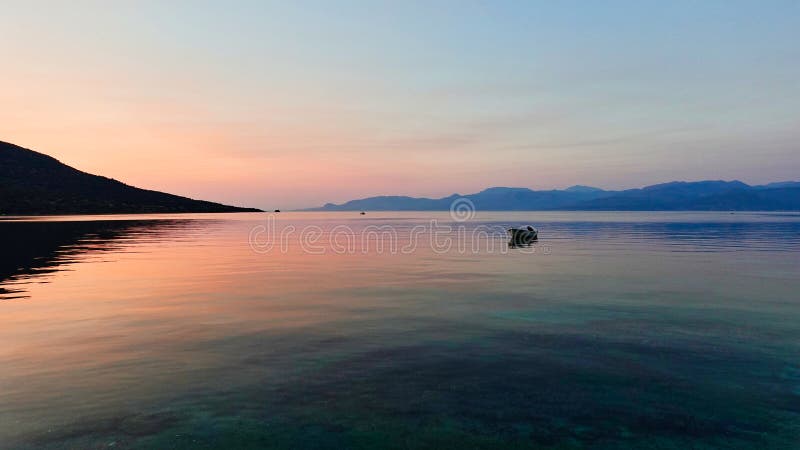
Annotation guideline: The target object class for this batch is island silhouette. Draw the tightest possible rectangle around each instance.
[310,182,800,211]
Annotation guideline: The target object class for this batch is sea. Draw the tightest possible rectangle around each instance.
[1,211,799,449]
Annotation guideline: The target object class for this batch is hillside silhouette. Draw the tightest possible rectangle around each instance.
[0,140,261,215]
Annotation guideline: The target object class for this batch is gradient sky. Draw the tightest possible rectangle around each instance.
[2,1,798,209]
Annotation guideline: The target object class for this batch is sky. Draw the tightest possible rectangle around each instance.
[1,1,798,209]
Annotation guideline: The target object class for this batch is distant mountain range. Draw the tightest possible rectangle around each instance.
[0,140,262,215]
[4,138,798,214]
[311,181,800,211]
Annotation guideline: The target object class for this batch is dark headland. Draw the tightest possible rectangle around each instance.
[0,140,262,215]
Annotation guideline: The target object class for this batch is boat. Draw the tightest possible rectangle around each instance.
[508,226,538,245]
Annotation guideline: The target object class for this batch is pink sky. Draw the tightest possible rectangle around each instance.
[2,2,798,209]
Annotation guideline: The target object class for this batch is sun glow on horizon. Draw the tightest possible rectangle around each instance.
[2,1,799,209]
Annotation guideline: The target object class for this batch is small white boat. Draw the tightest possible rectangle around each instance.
[508,226,538,245]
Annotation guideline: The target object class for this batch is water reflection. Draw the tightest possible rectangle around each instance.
[489,220,800,253]
[0,219,204,299]
[1,213,799,449]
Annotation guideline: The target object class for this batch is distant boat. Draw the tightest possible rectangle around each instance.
[508,226,538,246]
[360,211,366,215]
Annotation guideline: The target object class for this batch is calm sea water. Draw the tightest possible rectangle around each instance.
[1,212,799,449]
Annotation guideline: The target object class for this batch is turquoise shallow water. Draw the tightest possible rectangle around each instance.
[1,212,799,449]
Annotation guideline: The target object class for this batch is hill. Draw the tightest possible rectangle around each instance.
[0,140,262,215]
